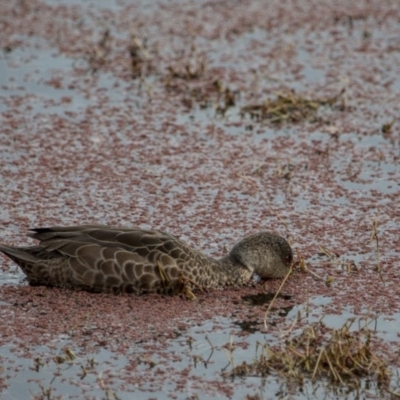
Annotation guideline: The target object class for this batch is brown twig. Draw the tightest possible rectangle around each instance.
[263,266,292,330]
[370,219,384,283]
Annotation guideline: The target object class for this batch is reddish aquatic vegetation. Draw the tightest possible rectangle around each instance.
[1,0,400,397]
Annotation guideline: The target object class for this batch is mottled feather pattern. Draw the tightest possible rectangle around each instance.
[0,225,293,294]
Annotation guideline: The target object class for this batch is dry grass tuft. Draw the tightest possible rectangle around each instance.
[241,89,345,124]
[228,316,391,393]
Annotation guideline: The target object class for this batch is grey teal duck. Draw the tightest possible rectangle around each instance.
[0,225,293,295]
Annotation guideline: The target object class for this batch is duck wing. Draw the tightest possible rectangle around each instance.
[2,225,190,293]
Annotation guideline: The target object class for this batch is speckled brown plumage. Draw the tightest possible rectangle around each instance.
[0,225,293,294]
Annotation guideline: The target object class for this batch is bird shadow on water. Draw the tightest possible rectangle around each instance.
[234,293,294,333]
[241,292,292,306]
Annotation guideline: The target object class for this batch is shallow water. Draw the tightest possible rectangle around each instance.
[1,0,400,398]
[1,303,399,399]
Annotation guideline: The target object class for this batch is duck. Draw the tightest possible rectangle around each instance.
[0,225,293,296]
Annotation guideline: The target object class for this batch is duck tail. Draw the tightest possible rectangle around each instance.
[0,245,38,264]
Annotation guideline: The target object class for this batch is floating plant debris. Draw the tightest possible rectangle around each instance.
[240,89,345,124]
[227,316,391,394]
[128,31,152,79]
[165,41,207,82]
[84,27,112,74]
[2,0,400,398]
